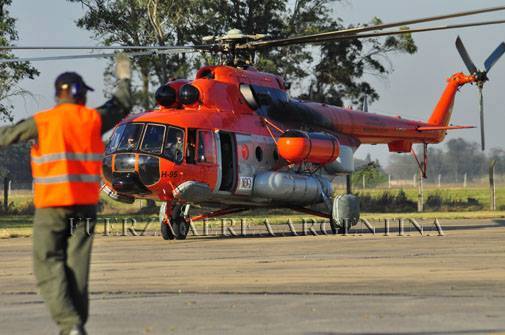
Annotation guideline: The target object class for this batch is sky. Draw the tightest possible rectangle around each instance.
[6,0,505,164]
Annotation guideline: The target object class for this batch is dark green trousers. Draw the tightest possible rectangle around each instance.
[33,205,96,335]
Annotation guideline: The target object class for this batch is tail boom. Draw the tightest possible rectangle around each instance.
[267,73,477,151]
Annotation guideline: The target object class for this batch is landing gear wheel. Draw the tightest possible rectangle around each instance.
[330,194,360,235]
[159,203,190,240]
[172,211,190,240]
[160,218,174,240]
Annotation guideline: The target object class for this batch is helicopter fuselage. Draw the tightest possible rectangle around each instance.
[102,65,474,207]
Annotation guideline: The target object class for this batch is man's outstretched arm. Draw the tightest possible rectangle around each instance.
[0,118,38,149]
[97,54,133,134]
[96,78,132,134]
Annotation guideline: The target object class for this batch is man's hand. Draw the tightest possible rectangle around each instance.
[115,53,132,80]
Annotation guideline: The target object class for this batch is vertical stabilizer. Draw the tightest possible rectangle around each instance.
[428,73,475,126]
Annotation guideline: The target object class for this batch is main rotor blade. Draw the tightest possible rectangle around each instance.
[250,19,505,49]
[455,36,478,74]
[243,5,505,49]
[479,87,486,151]
[484,42,505,72]
[0,45,211,51]
[0,48,199,64]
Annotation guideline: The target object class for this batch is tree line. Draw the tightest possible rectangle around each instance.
[386,138,505,183]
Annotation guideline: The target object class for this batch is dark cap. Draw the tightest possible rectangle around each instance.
[54,72,94,94]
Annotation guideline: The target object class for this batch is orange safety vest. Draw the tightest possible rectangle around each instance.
[31,103,104,208]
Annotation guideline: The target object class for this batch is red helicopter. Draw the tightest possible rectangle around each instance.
[4,6,505,239]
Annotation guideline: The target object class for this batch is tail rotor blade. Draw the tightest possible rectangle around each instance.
[479,87,486,151]
[484,42,505,72]
[456,36,478,74]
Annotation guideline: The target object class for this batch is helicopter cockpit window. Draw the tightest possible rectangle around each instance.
[140,124,166,155]
[106,124,126,154]
[163,127,184,164]
[197,130,216,164]
[116,123,145,152]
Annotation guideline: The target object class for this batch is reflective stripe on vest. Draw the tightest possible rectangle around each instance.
[31,153,103,164]
[33,174,102,184]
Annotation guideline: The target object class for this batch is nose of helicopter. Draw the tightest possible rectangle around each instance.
[103,153,164,195]
[112,171,151,195]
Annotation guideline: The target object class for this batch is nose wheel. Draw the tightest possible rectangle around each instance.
[159,202,191,240]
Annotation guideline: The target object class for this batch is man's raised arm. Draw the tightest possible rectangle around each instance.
[97,53,133,134]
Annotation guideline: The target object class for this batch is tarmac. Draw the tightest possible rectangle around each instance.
[1,218,505,334]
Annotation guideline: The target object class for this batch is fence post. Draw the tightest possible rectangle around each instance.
[438,174,441,188]
[388,174,391,189]
[463,173,467,188]
[490,160,496,211]
[362,175,366,189]
[3,176,9,212]
[417,171,424,212]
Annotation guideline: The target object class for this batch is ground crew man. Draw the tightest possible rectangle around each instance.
[0,54,132,335]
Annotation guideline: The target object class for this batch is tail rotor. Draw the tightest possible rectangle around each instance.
[478,85,485,151]
[455,36,505,151]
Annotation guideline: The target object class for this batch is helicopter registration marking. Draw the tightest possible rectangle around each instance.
[238,177,254,191]
[161,171,179,178]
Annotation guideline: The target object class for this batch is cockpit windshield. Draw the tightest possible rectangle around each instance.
[163,127,184,164]
[106,123,185,164]
[116,123,145,152]
[141,124,165,154]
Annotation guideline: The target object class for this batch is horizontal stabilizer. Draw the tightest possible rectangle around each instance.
[417,125,475,131]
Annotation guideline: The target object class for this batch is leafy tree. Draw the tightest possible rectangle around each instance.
[301,18,416,106]
[68,0,416,109]
[68,0,199,109]
[0,0,39,121]
[489,148,505,175]
[352,162,387,188]
[445,138,486,181]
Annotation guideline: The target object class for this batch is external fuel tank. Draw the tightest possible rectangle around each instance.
[252,171,332,205]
